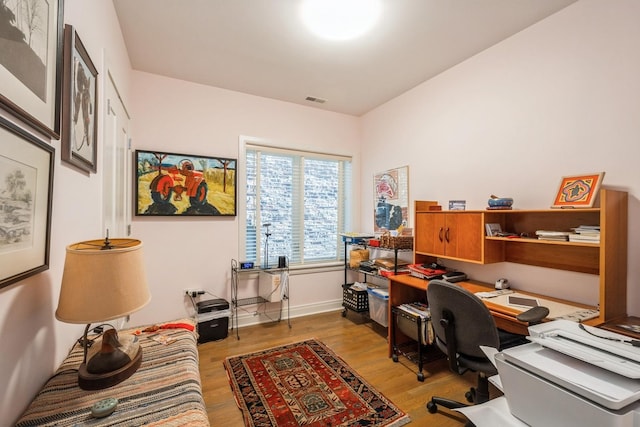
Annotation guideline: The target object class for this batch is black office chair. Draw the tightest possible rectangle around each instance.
[425,280,548,419]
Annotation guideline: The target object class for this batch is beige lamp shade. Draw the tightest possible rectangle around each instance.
[56,238,151,324]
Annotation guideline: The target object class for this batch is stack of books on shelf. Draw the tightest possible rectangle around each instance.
[535,230,570,241]
[569,225,600,243]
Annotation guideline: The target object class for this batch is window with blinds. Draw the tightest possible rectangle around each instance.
[244,143,352,268]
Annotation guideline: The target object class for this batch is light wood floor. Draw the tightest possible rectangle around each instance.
[198,310,501,426]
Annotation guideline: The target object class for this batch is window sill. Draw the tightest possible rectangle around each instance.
[288,262,344,275]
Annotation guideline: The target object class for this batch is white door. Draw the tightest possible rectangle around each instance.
[103,71,131,237]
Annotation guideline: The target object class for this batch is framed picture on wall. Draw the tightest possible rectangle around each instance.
[373,166,409,232]
[0,0,64,139]
[0,116,54,289]
[135,150,237,216]
[61,25,98,173]
[552,172,605,209]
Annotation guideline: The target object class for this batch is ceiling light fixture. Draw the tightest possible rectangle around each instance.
[300,0,382,41]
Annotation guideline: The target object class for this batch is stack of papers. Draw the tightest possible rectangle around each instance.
[407,263,446,280]
[475,289,515,299]
[350,282,367,291]
[535,230,570,241]
[397,302,430,318]
[569,225,600,243]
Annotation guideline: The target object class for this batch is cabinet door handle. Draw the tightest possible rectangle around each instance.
[445,227,450,243]
[439,227,444,242]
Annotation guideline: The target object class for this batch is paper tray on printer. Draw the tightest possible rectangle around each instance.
[526,319,640,379]
[501,342,640,410]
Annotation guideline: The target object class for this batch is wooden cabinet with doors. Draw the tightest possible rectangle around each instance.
[414,202,502,264]
[413,189,628,325]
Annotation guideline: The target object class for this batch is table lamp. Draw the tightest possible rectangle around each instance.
[55,237,151,390]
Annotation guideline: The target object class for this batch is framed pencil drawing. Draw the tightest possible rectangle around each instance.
[135,150,237,216]
[61,25,98,173]
[0,116,54,289]
[0,0,64,139]
[552,172,604,209]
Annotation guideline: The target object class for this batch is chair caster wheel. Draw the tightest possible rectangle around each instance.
[417,372,425,382]
[426,401,437,414]
[392,354,398,362]
[465,389,475,403]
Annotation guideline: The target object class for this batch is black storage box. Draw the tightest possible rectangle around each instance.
[342,284,369,312]
[197,298,229,313]
[197,298,230,343]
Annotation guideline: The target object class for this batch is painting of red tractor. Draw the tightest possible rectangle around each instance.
[135,150,236,216]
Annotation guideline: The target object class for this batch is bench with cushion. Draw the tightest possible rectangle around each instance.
[16,318,209,426]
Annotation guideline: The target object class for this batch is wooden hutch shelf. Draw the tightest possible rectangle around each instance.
[414,189,628,324]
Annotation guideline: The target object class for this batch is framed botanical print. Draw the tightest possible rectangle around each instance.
[61,25,98,173]
[0,0,64,139]
[0,116,54,289]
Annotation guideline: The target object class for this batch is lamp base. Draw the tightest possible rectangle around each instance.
[78,347,142,390]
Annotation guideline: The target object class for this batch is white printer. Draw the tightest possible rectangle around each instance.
[495,319,640,427]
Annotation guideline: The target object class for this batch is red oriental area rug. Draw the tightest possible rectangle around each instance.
[224,339,410,427]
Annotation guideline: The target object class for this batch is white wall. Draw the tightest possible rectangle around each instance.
[128,72,362,326]
[361,0,640,312]
[0,1,133,424]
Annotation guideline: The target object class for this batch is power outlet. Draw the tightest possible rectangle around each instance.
[184,289,204,298]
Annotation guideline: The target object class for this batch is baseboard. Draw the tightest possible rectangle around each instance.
[232,299,344,329]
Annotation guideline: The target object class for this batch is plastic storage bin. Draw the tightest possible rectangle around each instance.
[367,287,389,327]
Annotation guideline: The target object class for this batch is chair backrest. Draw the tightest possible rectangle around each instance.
[427,280,500,360]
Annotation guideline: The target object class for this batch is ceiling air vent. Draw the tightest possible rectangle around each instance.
[305,96,326,104]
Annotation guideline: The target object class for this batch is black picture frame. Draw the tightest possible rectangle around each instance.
[0,0,64,139]
[0,116,54,289]
[61,25,98,173]
[135,150,237,216]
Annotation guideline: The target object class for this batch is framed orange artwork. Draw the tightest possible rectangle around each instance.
[552,172,605,208]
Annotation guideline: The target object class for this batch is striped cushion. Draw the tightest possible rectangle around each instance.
[16,319,209,426]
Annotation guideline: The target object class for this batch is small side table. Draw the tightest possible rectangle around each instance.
[230,259,290,339]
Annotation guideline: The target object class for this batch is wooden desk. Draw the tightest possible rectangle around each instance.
[599,316,640,339]
[387,274,592,357]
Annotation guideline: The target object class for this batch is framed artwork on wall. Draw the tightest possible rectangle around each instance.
[135,150,237,216]
[552,172,605,209]
[61,25,98,173]
[373,166,409,233]
[0,0,64,139]
[0,116,54,289]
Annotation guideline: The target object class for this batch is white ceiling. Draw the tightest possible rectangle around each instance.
[112,0,577,116]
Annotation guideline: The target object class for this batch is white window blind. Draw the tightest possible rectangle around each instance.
[244,143,352,268]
